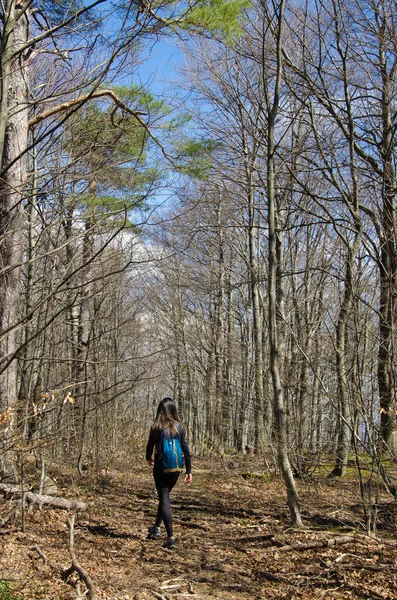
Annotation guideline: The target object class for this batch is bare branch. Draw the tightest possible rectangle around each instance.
[28,89,147,128]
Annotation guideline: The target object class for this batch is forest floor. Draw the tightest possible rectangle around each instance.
[1,452,397,600]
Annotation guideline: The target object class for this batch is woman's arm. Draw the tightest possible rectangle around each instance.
[178,423,192,475]
[145,428,156,466]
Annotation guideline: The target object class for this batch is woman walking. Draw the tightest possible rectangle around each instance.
[146,397,192,549]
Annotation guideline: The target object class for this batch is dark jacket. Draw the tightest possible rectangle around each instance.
[146,422,192,474]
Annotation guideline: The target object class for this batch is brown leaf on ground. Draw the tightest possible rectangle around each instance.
[1,456,396,600]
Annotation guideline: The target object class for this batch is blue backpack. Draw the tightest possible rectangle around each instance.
[158,429,184,473]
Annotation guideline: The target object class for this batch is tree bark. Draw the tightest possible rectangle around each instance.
[377,20,397,447]
[266,0,303,527]
[0,483,86,511]
[246,166,267,451]
[0,1,29,415]
[330,8,362,474]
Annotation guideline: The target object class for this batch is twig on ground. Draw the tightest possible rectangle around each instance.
[63,514,96,600]
[274,534,375,552]
[175,521,209,531]
[161,583,188,590]
[255,570,292,584]
[342,583,388,600]
[0,508,17,527]
[0,528,18,534]
[237,533,275,543]
[338,563,390,572]
[32,543,60,573]
[161,576,185,586]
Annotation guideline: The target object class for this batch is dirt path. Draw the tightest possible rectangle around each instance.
[1,457,396,599]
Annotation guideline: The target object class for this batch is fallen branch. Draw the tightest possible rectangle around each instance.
[0,508,17,527]
[161,576,185,586]
[0,483,30,493]
[62,515,96,600]
[237,533,275,543]
[161,583,188,590]
[32,543,61,574]
[175,520,209,531]
[0,484,86,511]
[32,516,95,600]
[274,534,373,553]
[255,570,291,584]
[332,563,391,572]
[343,582,388,600]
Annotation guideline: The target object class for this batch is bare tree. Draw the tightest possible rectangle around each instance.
[264,0,303,526]
[284,0,397,450]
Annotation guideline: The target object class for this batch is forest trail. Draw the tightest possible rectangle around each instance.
[1,455,397,600]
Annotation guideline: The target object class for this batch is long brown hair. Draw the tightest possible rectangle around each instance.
[151,397,181,435]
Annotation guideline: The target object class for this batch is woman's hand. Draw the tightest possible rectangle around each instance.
[147,459,154,468]
[184,473,192,484]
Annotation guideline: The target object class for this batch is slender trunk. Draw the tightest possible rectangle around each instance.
[238,312,250,452]
[329,2,362,475]
[310,280,324,452]
[173,314,183,407]
[331,247,356,476]
[77,212,95,475]
[214,195,226,451]
[247,171,266,451]
[290,239,312,457]
[224,271,234,447]
[266,0,303,527]
[18,144,41,438]
[377,36,396,446]
[205,321,216,449]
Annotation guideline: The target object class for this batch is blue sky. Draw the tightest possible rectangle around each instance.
[82,0,184,96]
[137,40,183,95]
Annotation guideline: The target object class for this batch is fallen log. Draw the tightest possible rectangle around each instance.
[0,483,86,511]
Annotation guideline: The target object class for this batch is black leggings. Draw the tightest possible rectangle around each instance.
[153,469,180,537]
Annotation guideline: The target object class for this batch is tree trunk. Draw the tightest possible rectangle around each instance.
[266,0,303,527]
[0,1,29,416]
[77,211,95,475]
[247,169,267,451]
[214,194,226,451]
[330,249,355,476]
[377,29,397,446]
[329,0,363,476]
[18,144,42,439]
